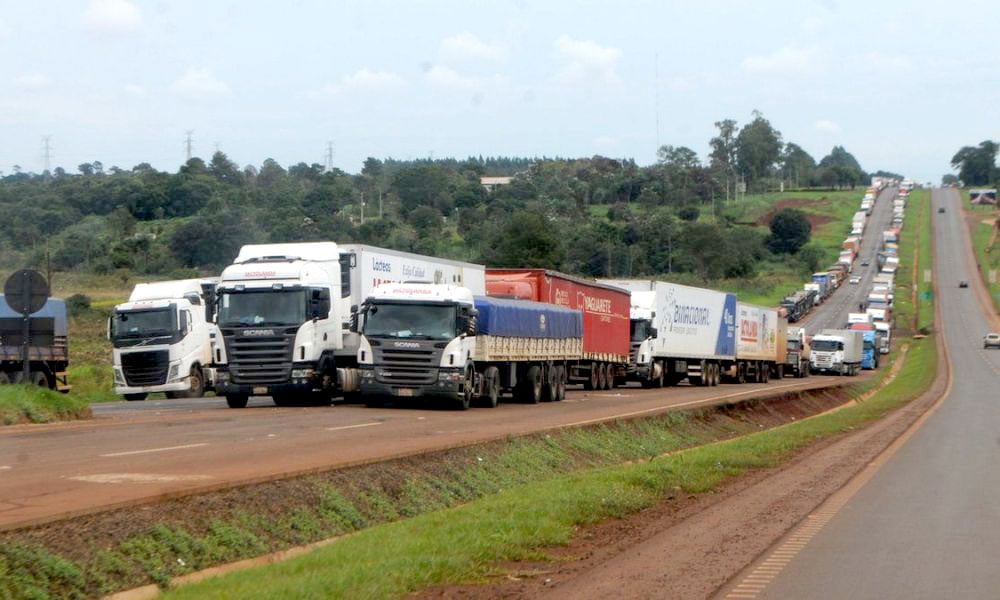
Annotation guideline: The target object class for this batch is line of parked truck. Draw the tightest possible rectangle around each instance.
[109,180,908,409]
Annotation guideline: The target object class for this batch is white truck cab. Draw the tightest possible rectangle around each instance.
[111,279,218,401]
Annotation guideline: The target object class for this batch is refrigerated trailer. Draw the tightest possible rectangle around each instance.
[598,279,736,388]
[487,270,630,389]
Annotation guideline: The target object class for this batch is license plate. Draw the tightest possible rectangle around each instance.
[396,388,415,397]
[253,386,268,395]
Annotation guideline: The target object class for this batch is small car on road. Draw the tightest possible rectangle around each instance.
[938,207,946,213]
[959,280,969,288]
[861,260,870,267]
[985,333,1000,349]
[849,276,861,285]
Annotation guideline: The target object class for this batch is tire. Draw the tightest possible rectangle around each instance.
[597,364,608,390]
[711,363,720,386]
[29,371,49,388]
[456,367,474,410]
[0,372,9,384]
[585,364,599,391]
[272,395,295,407]
[606,364,616,389]
[776,364,785,380]
[762,364,770,383]
[655,362,665,388]
[541,366,558,403]
[365,397,386,408]
[555,366,567,401]
[166,367,205,399]
[517,366,542,404]
[480,366,500,408]
[124,393,148,401]
[736,363,746,384]
[226,394,249,409]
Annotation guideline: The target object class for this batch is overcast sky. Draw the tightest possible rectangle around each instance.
[1,1,995,181]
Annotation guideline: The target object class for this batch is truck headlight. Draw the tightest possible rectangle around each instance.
[113,367,125,384]
[438,370,463,382]
[291,368,316,379]
[167,363,180,381]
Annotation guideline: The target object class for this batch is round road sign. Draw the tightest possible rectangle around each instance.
[4,269,50,315]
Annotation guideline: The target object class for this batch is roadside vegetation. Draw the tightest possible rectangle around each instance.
[0,385,90,425]
[961,191,1000,313]
[894,189,933,334]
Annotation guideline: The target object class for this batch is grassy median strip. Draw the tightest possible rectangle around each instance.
[895,189,932,334]
[0,385,91,425]
[160,337,936,600]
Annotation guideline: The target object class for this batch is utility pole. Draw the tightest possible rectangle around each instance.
[360,192,365,225]
[325,141,334,173]
[42,136,52,173]
[378,188,383,219]
[184,130,194,161]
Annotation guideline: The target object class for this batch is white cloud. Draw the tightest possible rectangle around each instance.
[440,32,505,62]
[552,35,623,85]
[83,0,142,34]
[424,65,507,91]
[170,68,230,99]
[864,52,913,72]
[309,68,405,98]
[815,119,841,134]
[742,46,817,74]
[14,74,51,90]
[123,83,146,97]
[802,16,825,33]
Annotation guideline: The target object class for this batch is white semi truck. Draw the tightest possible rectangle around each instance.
[810,329,863,376]
[213,242,484,408]
[356,283,583,409]
[111,279,218,401]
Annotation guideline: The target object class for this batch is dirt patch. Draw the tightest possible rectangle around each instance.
[756,197,835,229]
[1,384,858,598]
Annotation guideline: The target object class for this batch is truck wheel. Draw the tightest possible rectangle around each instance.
[167,368,205,399]
[762,364,770,383]
[455,367,474,410]
[584,365,599,391]
[30,371,50,388]
[480,367,500,408]
[606,364,617,389]
[0,372,9,384]
[776,364,785,380]
[737,363,746,384]
[597,364,608,390]
[124,393,148,401]
[226,394,249,409]
[710,363,720,386]
[555,366,567,401]
[541,366,558,402]
[523,366,542,404]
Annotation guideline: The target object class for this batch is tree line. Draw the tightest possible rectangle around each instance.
[0,111,869,283]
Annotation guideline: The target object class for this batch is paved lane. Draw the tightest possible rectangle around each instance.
[727,188,1000,599]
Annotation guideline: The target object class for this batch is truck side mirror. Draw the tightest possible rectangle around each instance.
[649,327,658,338]
[106,316,113,341]
[466,316,477,336]
[349,305,359,333]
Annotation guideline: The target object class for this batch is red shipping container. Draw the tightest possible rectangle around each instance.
[485,269,630,363]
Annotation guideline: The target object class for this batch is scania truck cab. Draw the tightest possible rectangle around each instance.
[111,279,218,401]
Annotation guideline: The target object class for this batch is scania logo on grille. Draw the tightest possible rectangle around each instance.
[243,329,276,337]
[394,341,420,348]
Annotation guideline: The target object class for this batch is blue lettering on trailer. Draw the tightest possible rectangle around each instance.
[715,294,737,356]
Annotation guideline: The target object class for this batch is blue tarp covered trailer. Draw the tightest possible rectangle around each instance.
[473,296,582,340]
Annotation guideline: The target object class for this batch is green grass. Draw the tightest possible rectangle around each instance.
[962,190,1000,313]
[162,336,937,600]
[0,385,91,425]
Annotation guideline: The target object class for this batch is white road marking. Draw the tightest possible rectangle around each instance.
[100,442,209,458]
[70,473,213,484]
[325,422,382,432]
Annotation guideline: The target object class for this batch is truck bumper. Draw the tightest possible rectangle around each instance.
[115,378,192,395]
[359,367,464,400]
[214,365,323,397]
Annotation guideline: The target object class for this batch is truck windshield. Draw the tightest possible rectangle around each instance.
[787,340,802,351]
[113,308,175,339]
[630,319,652,342]
[218,289,306,327]
[363,302,457,340]
[812,339,843,352]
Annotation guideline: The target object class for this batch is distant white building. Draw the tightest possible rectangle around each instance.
[480,176,513,192]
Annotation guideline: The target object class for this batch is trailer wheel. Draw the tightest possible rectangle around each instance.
[30,371,49,388]
[606,364,617,389]
[596,363,608,390]
[555,366,567,401]
[541,366,558,402]
[710,363,719,386]
[762,364,770,383]
[225,394,249,409]
[124,393,148,401]
[584,364,599,391]
[517,366,542,404]
[480,366,500,408]
[737,363,746,384]
[0,372,9,384]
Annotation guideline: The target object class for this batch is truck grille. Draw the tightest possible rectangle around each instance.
[223,329,296,384]
[121,350,169,386]
[373,345,441,386]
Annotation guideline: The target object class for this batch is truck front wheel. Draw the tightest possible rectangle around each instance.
[166,367,205,399]
[226,394,249,409]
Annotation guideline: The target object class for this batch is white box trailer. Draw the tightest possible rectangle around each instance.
[215,242,485,408]
[736,302,788,381]
[598,279,736,388]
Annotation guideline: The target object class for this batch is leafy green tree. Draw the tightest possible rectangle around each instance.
[781,143,816,186]
[767,208,812,254]
[482,212,563,269]
[950,141,998,185]
[735,111,782,183]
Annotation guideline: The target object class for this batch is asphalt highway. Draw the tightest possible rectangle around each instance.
[739,188,1000,599]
